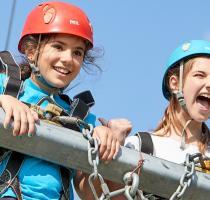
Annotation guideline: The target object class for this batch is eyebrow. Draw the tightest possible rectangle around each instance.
[192,70,205,73]
[52,40,85,51]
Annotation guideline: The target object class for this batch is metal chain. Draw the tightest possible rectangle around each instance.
[170,153,199,200]
[82,124,112,200]
[82,124,148,200]
[51,116,146,199]
[100,172,148,200]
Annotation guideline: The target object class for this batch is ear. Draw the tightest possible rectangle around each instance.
[169,75,179,94]
[25,48,36,63]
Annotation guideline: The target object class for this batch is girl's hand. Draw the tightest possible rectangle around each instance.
[0,95,39,136]
[93,126,119,161]
[93,118,132,161]
[99,118,132,144]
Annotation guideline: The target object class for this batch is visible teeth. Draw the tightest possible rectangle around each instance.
[200,94,210,99]
[54,67,70,74]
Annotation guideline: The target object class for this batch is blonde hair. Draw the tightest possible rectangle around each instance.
[155,57,209,154]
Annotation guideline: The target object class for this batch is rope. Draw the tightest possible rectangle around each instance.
[180,119,192,150]
[5,0,17,50]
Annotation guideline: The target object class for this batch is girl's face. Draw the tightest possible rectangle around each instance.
[36,33,86,88]
[183,57,210,122]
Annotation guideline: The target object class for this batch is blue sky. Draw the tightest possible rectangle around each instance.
[1,0,210,134]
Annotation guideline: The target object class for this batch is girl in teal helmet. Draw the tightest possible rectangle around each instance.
[121,40,210,199]
[124,40,210,185]
[160,40,210,151]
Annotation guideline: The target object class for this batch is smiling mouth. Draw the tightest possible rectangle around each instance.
[53,66,70,75]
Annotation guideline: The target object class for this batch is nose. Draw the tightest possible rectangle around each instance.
[206,75,210,90]
[60,49,73,65]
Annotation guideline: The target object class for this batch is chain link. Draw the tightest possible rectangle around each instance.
[170,153,199,200]
[123,172,149,200]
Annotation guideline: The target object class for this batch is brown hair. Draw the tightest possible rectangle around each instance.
[155,57,209,154]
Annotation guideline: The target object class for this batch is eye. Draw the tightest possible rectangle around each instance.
[51,44,63,51]
[73,49,84,58]
[193,72,205,78]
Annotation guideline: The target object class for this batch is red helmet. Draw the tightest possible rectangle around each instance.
[18,1,93,52]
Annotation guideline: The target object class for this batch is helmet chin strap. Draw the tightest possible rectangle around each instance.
[30,34,42,76]
[29,62,40,75]
[175,61,187,109]
[174,61,193,150]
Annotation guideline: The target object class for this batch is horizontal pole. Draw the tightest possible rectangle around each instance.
[0,108,209,199]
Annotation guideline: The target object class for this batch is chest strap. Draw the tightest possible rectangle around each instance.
[60,167,71,200]
[0,151,24,200]
[0,51,23,98]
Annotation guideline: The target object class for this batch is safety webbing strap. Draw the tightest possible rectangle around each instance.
[60,91,94,120]
[135,133,168,200]
[0,51,23,98]
[136,132,154,155]
[10,177,22,200]
[69,98,89,120]
[0,151,24,200]
[60,167,71,200]
[73,90,95,107]
[3,77,23,98]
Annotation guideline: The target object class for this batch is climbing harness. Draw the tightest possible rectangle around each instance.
[0,100,93,200]
[0,108,92,200]
[0,51,95,199]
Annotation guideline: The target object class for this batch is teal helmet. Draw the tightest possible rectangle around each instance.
[162,40,210,100]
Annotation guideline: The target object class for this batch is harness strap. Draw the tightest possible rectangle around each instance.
[9,177,22,200]
[3,78,23,98]
[0,152,71,200]
[58,93,91,131]
[0,51,23,98]
[69,98,89,120]
[60,167,71,200]
[60,92,92,119]
[0,151,24,200]
[135,132,154,155]
[73,90,95,108]
[135,133,168,200]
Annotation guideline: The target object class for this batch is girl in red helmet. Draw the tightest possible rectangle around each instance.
[0,1,132,200]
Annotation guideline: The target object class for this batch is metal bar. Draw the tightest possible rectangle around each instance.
[0,108,209,199]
